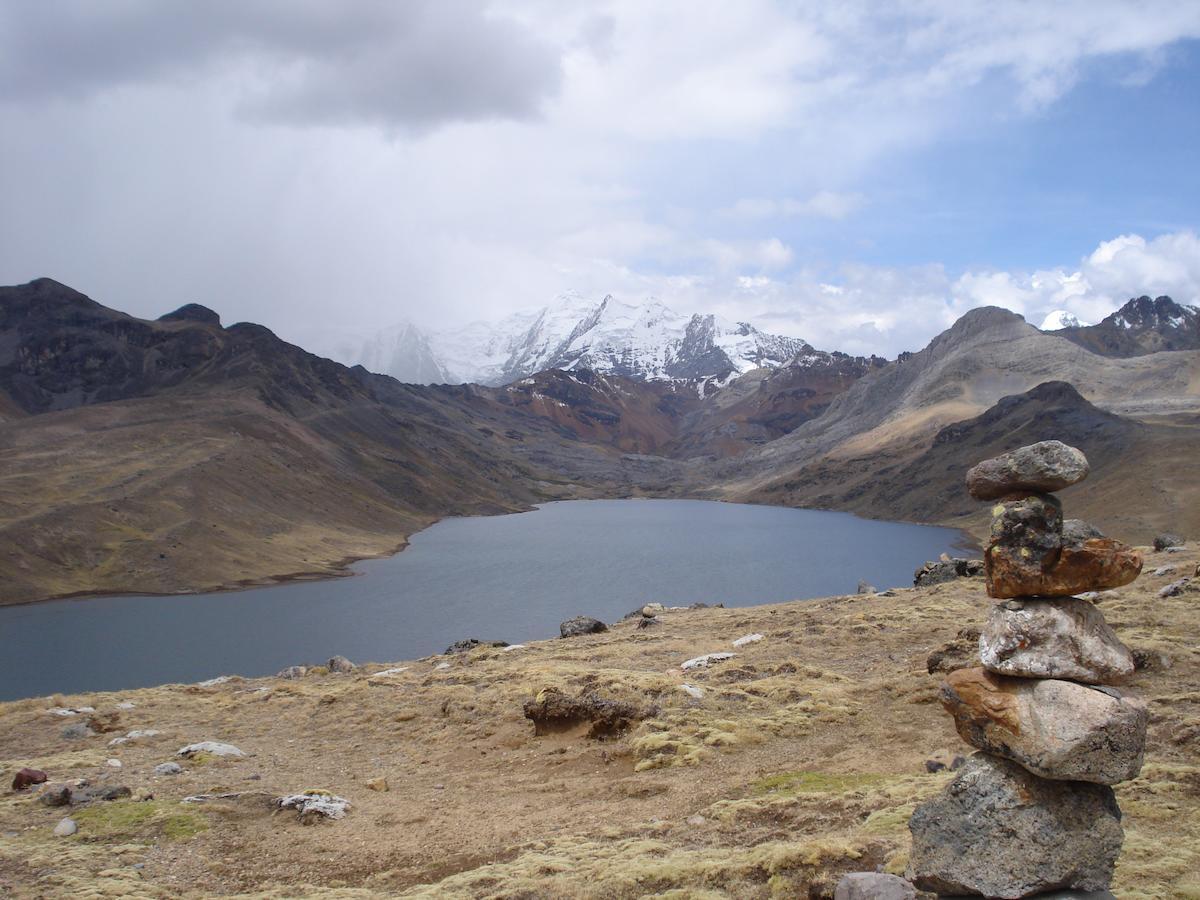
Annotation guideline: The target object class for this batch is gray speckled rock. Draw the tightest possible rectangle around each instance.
[834,872,916,899]
[980,597,1135,684]
[966,440,1089,501]
[940,669,1147,784]
[559,616,608,638]
[908,754,1122,898]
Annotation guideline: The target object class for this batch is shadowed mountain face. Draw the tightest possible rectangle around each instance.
[1055,295,1200,357]
[2,279,1199,604]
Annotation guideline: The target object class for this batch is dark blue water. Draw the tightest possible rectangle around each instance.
[0,500,966,700]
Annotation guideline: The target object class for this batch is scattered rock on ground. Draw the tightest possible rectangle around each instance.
[940,668,1147,784]
[154,762,183,776]
[678,684,705,700]
[277,666,308,679]
[327,655,356,673]
[37,785,72,807]
[965,439,1089,500]
[636,616,661,630]
[908,754,1123,898]
[197,675,233,687]
[914,557,985,587]
[856,580,877,594]
[11,768,47,791]
[731,633,763,647]
[61,722,94,740]
[443,639,508,654]
[1131,648,1173,672]
[523,688,651,739]
[680,652,736,671]
[178,741,246,759]
[53,817,77,837]
[926,627,981,674]
[641,603,665,617]
[366,777,389,792]
[276,790,351,824]
[1159,578,1194,598]
[559,616,608,638]
[1153,533,1183,551]
[72,785,132,803]
[834,872,917,900]
[980,597,1135,684]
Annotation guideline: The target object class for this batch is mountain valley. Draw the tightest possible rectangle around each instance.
[1,279,1198,606]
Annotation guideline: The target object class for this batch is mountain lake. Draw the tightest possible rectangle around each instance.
[0,499,971,700]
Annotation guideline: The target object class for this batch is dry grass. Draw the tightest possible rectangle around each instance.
[1,544,1197,898]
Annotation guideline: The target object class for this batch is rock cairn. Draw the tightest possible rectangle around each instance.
[908,440,1146,898]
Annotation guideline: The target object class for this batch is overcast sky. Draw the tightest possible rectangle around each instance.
[2,1,1199,358]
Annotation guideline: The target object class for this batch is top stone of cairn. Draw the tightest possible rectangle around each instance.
[966,440,1089,501]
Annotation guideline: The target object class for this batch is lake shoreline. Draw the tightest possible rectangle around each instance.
[0,496,984,609]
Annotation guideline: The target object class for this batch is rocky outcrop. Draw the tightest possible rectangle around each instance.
[913,557,984,587]
[940,668,1147,784]
[909,754,1122,898]
[909,441,1146,897]
[980,597,1135,683]
[522,688,650,739]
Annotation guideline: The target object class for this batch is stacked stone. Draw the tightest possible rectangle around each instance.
[908,440,1146,899]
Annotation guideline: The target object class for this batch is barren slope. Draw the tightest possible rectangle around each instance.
[1,544,1196,898]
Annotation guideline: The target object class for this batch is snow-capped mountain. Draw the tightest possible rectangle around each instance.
[1038,309,1086,331]
[345,293,812,386]
[346,321,452,385]
[1054,295,1200,358]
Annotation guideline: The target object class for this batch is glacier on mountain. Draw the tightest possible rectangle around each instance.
[342,292,811,386]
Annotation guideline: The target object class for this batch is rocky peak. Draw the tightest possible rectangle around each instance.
[159,303,221,326]
[1105,295,1197,330]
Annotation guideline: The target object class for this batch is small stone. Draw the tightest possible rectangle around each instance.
[276,791,350,823]
[177,741,246,758]
[685,814,706,827]
[559,616,608,638]
[115,702,136,710]
[678,684,705,700]
[61,722,94,740]
[641,603,665,617]
[1131,648,1173,672]
[277,666,308,679]
[11,768,48,791]
[1153,565,1177,576]
[965,440,1089,500]
[53,818,78,837]
[1153,533,1184,551]
[980,597,1135,684]
[635,616,661,630]
[38,785,72,807]
[327,655,356,673]
[856,580,877,594]
[834,872,917,900]
[197,675,232,687]
[434,662,452,670]
[105,759,122,769]
[365,777,389,792]
[731,633,763,647]
[1159,578,1194,598]
[909,755,1122,897]
[940,668,1147,784]
[154,762,183,776]
[680,652,735,671]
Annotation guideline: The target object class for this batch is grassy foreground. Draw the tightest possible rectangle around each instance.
[1,545,1197,899]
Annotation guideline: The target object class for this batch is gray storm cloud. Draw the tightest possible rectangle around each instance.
[0,0,562,130]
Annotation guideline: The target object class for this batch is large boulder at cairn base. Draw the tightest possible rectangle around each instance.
[940,668,1147,784]
[834,872,917,899]
[987,536,1143,599]
[966,440,1090,501]
[980,597,1135,684]
[908,754,1122,898]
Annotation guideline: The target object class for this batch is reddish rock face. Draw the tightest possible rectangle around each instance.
[11,768,47,791]
[986,537,1143,599]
